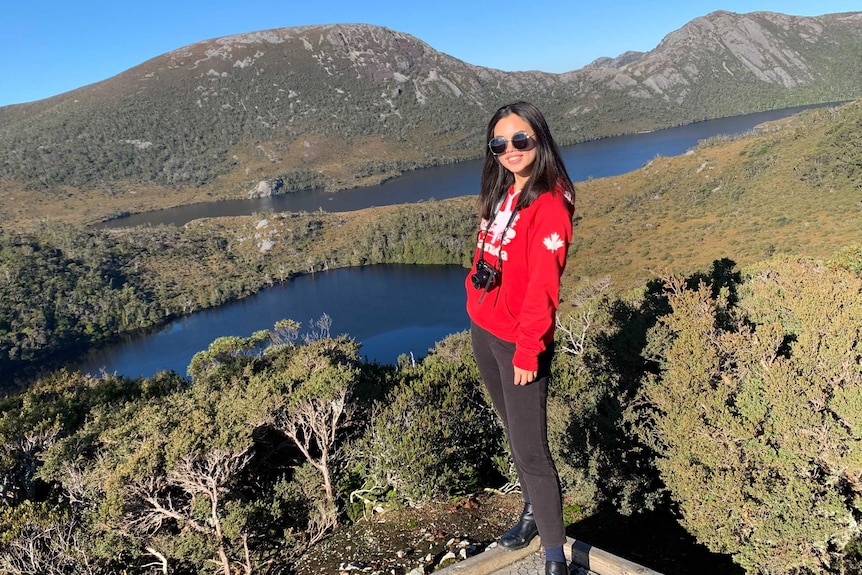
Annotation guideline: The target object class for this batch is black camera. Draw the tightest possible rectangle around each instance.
[471,259,500,291]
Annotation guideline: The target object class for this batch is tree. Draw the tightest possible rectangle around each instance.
[637,257,862,573]
[127,449,253,575]
[0,501,99,575]
[348,331,503,505]
[257,335,361,539]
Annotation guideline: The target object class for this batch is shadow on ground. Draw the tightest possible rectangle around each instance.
[568,507,745,575]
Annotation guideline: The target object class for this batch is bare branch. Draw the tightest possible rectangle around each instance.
[0,516,98,575]
[557,275,612,359]
[143,547,168,574]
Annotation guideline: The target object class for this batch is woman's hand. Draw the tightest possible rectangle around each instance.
[513,366,537,386]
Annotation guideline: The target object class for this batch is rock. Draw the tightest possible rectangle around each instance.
[247,178,284,198]
[438,551,458,568]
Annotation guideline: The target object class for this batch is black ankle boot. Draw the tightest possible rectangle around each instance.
[545,560,569,575]
[499,502,538,550]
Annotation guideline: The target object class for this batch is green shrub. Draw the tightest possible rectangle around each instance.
[638,256,862,573]
[347,332,504,504]
[551,277,666,515]
[827,243,862,277]
[6,325,366,573]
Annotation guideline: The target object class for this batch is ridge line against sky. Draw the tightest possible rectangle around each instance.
[1,0,860,107]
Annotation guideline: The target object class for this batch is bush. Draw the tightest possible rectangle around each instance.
[3,326,366,574]
[638,257,862,573]
[827,243,862,277]
[550,276,667,515]
[347,331,505,504]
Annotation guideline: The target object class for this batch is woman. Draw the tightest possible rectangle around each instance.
[466,101,575,575]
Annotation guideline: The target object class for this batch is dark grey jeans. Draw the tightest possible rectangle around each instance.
[470,322,565,548]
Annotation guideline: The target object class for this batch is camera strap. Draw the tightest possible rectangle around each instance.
[476,206,519,304]
[478,205,519,265]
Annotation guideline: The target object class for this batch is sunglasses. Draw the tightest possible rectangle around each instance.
[488,131,535,155]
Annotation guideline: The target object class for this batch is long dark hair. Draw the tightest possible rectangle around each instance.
[478,101,574,219]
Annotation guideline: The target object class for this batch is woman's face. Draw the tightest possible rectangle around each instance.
[491,113,537,185]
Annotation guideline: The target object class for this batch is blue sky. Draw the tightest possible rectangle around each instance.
[1,0,859,107]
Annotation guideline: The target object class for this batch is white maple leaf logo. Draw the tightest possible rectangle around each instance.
[543,232,565,253]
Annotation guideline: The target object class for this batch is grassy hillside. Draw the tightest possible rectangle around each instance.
[566,100,861,290]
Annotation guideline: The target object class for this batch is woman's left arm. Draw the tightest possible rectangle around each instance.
[512,194,573,372]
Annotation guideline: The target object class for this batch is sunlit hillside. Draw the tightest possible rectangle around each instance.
[0,12,859,229]
[566,100,861,290]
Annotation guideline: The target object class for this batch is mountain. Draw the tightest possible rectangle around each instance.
[0,11,860,227]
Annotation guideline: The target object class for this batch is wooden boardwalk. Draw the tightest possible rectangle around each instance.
[436,536,664,575]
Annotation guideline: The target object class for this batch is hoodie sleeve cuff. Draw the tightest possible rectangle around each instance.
[513,348,539,372]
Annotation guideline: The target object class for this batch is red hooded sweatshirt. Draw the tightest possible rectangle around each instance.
[465,184,574,371]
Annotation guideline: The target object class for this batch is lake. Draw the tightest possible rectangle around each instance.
[95,104,832,228]
[76,265,470,378]
[77,104,834,378]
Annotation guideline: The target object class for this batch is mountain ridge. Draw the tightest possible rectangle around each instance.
[0,11,860,228]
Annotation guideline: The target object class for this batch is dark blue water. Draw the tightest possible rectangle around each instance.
[77,104,836,378]
[76,265,469,378]
[95,104,832,229]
